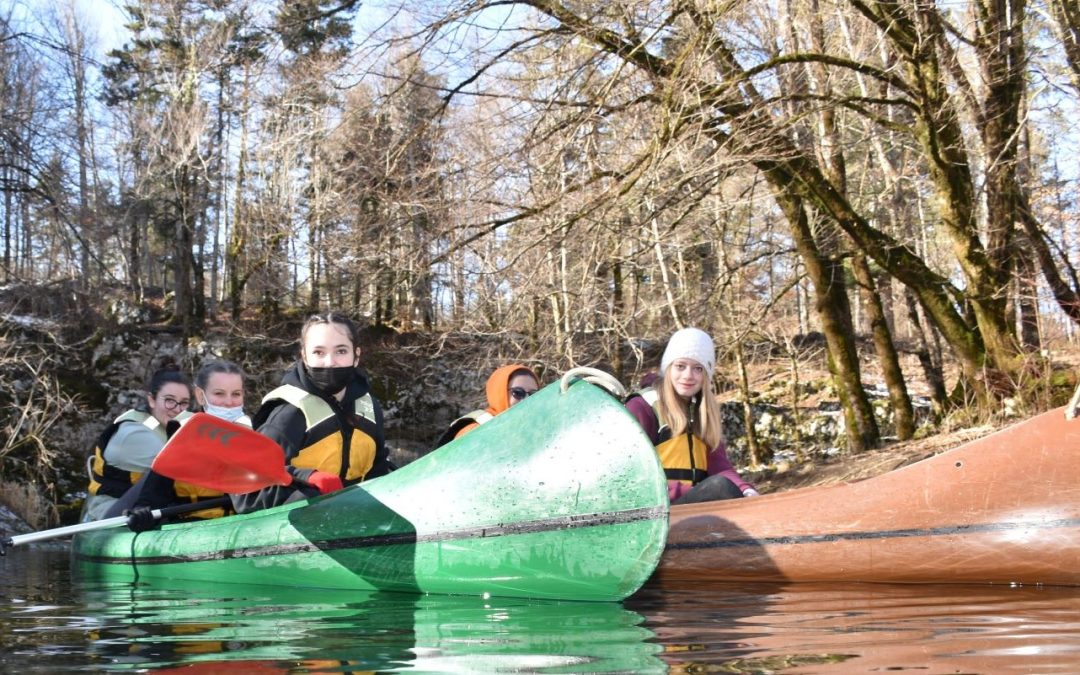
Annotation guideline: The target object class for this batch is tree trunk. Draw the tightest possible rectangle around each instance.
[228,64,252,321]
[784,337,805,459]
[905,289,948,422]
[3,164,11,280]
[776,192,880,452]
[852,254,915,440]
[648,200,683,328]
[611,259,625,383]
[70,13,92,289]
[1015,236,1041,350]
[734,341,767,465]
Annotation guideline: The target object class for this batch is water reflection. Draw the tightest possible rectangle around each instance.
[1,549,662,672]
[3,548,1080,672]
[630,580,1080,672]
[79,583,661,672]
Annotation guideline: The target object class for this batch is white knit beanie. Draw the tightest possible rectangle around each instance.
[660,327,716,377]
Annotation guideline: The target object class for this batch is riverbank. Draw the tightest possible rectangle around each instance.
[749,421,1000,492]
[1,282,1077,529]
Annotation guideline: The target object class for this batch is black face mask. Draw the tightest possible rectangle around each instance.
[305,365,356,396]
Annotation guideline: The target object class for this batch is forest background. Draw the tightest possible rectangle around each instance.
[1,0,1079,527]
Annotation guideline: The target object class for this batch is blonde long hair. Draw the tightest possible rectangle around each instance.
[656,368,723,450]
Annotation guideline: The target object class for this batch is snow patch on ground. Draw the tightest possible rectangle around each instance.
[2,312,60,332]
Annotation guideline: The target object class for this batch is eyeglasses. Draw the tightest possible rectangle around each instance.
[509,387,538,401]
[160,396,191,411]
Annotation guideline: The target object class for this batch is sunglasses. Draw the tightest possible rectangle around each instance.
[509,387,538,401]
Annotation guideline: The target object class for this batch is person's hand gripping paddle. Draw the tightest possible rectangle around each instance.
[2,414,291,552]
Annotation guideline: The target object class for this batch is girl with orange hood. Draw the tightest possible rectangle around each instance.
[435,364,540,447]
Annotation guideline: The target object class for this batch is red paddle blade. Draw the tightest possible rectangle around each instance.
[152,413,292,493]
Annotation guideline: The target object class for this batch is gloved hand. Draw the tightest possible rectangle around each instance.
[742,488,761,498]
[125,506,159,532]
[304,470,343,495]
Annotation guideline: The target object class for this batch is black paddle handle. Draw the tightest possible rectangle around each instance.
[151,496,232,519]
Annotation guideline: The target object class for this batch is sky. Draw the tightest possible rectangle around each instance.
[86,0,127,54]
[14,0,127,58]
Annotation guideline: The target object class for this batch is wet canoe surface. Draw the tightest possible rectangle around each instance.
[74,379,670,601]
[658,405,1080,587]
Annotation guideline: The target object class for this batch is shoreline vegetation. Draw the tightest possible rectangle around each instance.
[0,289,1075,533]
[1,0,1079,533]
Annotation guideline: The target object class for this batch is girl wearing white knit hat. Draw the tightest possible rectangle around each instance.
[625,327,760,504]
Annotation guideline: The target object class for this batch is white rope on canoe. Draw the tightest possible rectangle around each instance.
[559,367,627,399]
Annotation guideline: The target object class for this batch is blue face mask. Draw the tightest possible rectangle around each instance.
[204,402,246,423]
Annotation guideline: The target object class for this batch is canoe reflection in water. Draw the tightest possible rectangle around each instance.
[80,580,665,672]
[4,547,1079,672]
[628,580,1080,673]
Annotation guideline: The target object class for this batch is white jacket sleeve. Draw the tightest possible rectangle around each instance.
[103,423,165,473]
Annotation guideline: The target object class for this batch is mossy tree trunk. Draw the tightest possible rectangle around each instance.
[774,190,880,453]
[904,290,948,421]
[734,340,767,465]
[852,254,915,439]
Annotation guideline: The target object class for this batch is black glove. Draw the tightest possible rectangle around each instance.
[125,506,159,533]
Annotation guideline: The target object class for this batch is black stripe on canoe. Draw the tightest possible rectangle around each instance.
[665,516,1080,550]
[74,505,667,565]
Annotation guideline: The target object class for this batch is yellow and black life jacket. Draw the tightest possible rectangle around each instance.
[171,480,229,519]
[630,388,709,486]
[434,409,494,448]
[260,384,379,483]
[656,433,710,486]
[87,410,161,498]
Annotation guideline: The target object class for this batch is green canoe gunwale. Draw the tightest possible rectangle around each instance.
[74,503,667,566]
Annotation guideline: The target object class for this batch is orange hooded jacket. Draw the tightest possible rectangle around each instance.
[451,364,539,440]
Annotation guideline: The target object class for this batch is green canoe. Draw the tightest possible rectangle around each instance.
[72,377,669,601]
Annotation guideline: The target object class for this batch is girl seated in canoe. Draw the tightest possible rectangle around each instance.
[434,364,540,447]
[82,364,192,522]
[625,327,760,504]
[231,311,394,514]
[104,359,251,529]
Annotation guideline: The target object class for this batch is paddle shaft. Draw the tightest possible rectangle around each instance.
[2,496,231,550]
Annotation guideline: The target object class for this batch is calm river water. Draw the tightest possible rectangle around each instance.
[2,547,1078,672]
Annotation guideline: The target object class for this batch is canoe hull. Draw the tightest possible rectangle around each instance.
[74,380,670,601]
[657,406,1080,586]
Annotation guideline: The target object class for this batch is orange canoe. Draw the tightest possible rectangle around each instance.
[657,405,1080,587]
